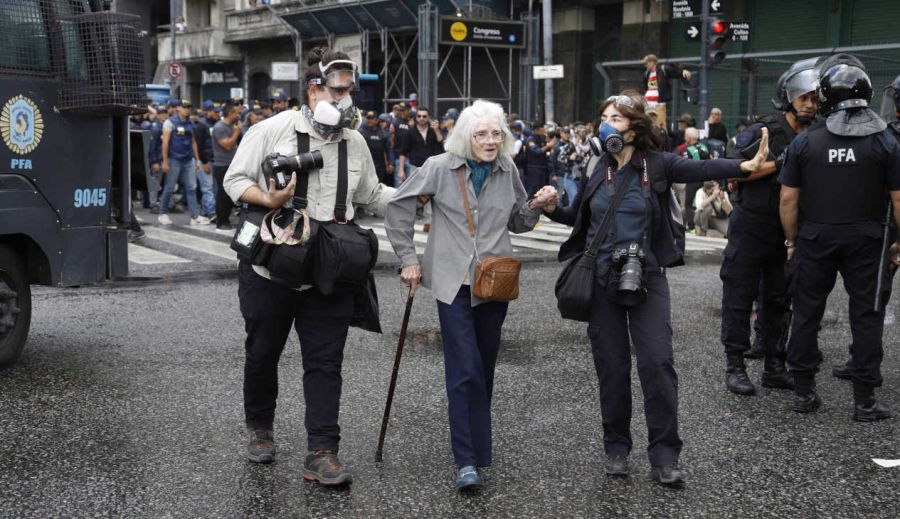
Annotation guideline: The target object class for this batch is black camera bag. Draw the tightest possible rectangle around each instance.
[311,138,378,295]
[263,132,377,293]
[230,204,275,265]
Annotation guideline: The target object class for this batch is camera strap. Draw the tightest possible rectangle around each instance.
[295,131,350,222]
[585,169,633,259]
[295,131,310,209]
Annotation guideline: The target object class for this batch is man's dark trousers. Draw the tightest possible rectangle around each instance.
[239,262,354,451]
[720,207,790,358]
[213,165,234,226]
[436,285,509,468]
[787,223,885,387]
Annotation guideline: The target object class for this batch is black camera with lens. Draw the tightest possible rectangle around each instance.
[261,151,324,190]
[611,242,647,306]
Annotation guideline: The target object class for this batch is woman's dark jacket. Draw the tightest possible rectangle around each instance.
[548,150,743,268]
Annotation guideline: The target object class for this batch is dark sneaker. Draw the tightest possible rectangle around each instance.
[650,464,685,488]
[127,230,146,243]
[302,449,352,486]
[455,465,482,490]
[246,427,275,463]
[854,400,892,422]
[604,455,629,477]
[725,370,756,396]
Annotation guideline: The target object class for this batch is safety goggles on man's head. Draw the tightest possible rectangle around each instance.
[310,59,359,95]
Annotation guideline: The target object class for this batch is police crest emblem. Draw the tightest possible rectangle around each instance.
[2,95,44,155]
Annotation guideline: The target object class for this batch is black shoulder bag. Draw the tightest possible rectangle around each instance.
[554,168,633,322]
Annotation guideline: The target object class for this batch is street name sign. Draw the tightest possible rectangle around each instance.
[440,17,526,48]
[728,21,751,41]
[271,61,299,81]
[673,0,723,18]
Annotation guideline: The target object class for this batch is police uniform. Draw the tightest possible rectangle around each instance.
[781,119,900,404]
[358,123,390,184]
[524,134,549,198]
[719,112,797,393]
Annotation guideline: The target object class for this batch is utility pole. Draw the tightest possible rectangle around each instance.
[169,0,176,98]
[541,0,553,122]
[698,0,709,123]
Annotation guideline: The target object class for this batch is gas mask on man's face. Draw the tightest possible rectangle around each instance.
[310,59,359,128]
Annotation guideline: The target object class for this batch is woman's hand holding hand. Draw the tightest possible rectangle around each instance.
[740,127,769,174]
[400,264,422,290]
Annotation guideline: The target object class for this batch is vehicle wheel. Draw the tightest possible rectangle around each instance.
[0,244,30,367]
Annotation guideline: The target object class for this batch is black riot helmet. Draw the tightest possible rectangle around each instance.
[816,54,873,115]
[772,57,820,125]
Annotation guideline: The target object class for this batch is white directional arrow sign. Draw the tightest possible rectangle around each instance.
[684,23,701,41]
[710,0,722,13]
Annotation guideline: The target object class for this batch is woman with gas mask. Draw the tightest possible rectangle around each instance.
[542,90,769,488]
[223,48,393,486]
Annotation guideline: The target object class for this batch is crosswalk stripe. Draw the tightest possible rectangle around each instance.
[143,226,238,262]
[128,243,192,265]
[134,216,725,266]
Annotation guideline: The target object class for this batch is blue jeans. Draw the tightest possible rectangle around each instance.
[197,165,216,217]
[392,158,411,188]
[562,176,579,207]
[436,285,509,467]
[160,157,199,217]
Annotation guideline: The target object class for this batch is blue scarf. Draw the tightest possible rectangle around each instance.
[467,159,494,197]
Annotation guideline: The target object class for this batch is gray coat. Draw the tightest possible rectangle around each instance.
[385,152,541,305]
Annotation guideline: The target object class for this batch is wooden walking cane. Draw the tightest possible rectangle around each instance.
[375,279,419,462]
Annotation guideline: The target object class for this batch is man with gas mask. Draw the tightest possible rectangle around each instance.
[719,58,820,396]
[223,48,393,485]
[780,55,900,420]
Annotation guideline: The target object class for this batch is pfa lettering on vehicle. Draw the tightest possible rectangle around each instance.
[827,147,856,164]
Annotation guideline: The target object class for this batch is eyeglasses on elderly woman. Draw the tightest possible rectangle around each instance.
[472,130,503,144]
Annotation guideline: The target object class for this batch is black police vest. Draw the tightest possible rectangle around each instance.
[359,126,386,171]
[890,121,900,144]
[733,112,796,217]
[800,125,887,224]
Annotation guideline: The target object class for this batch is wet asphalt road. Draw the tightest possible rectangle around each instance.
[3,258,900,518]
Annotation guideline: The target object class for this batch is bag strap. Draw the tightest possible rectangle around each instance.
[295,131,310,209]
[457,168,475,238]
[584,168,633,259]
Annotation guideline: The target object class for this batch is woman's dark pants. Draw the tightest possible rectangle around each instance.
[587,272,683,468]
[436,285,509,467]
[238,262,354,452]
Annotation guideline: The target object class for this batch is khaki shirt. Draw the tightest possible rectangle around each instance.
[385,152,541,306]
[224,109,394,281]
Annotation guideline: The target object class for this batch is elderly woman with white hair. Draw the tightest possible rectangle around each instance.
[385,99,557,490]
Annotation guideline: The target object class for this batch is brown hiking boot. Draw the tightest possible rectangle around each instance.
[246,427,275,463]
[301,449,353,486]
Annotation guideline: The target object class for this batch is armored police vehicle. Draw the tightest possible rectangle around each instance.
[0,1,146,367]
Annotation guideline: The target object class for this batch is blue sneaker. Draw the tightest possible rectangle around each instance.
[455,465,482,489]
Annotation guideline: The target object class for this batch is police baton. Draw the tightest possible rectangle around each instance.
[875,202,893,313]
[375,278,419,462]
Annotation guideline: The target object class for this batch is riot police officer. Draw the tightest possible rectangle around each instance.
[524,122,556,198]
[780,55,900,420]
[833,71,900,380]
[358,110,393,185]
[720,58,819,396]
